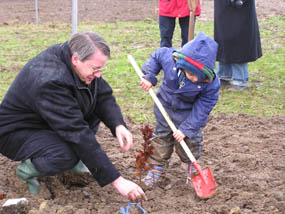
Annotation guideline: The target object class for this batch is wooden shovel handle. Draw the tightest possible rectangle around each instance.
[128,55,197,163]
[187,0,199,41]
[188,0,199,12]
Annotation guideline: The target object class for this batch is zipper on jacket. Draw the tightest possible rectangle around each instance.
[77,86,94,105]
[77,79,98,119]
[86,88,94,105]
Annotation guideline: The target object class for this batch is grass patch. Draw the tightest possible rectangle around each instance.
[0,17,284,121]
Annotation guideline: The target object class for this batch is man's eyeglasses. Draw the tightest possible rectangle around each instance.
[87,63,105,73]
[91,67,104,73]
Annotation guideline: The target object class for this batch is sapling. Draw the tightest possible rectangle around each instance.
[131,125,154,185]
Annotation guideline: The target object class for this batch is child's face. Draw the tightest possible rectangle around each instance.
[184,70,199,83]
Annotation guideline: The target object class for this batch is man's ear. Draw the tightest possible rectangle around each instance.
[71,54,80,67]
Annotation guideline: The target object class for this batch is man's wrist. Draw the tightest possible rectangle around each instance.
[112,176,123,188]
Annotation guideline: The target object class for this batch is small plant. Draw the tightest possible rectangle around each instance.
[131,125,154,185]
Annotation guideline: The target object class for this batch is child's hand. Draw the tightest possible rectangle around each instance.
[140,78,152,91]
[173,130,186,142]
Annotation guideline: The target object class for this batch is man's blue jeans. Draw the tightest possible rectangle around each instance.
[216,62,249,86]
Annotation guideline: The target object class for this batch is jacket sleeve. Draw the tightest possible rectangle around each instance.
[94,78,126,136]
[141,48,168,86]
[34,81,120,187]
[178,83,220,139]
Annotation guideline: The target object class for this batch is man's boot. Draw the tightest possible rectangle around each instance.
[16,159,41,194]
[71,160,90,173]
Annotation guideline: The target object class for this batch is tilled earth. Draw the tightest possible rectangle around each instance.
[0,114,284,213]
[0,0,284,213]
[0,0,284,25]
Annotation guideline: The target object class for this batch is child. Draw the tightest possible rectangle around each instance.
[139,32,220,186]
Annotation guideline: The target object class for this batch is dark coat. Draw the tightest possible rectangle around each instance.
[0,42,125,187]
[214,0,262,63]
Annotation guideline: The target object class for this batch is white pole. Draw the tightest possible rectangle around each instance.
[72,0,78,35]
[35,0,39,24]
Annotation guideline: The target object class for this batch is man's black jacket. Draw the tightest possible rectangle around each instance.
[0,42,125,186]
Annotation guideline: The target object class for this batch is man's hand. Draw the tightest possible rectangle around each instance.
[173,130,186,143]
[140,78,152,91]
[112,176,148,202]
[116,125,133,151]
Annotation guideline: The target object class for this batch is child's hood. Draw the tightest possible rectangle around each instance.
[179,32,218,71]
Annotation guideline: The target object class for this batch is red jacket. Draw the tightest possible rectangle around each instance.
[159,0,201,17]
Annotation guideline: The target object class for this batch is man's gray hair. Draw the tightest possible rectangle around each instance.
[68,31,110,61]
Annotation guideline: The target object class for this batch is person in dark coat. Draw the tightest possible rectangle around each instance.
[214,0,262,90]
[139,32,220,186]
[0,31,147,202]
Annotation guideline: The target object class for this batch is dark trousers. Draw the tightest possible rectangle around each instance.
[0,129,78,176]
[159,15,191,48]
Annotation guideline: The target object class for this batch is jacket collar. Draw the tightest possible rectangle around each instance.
[60,41,88,89]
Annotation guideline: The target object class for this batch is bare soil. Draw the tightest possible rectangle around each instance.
[0,0,284,213]
[0,0,284,25]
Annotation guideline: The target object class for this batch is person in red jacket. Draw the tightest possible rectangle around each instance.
[158,0,201,47]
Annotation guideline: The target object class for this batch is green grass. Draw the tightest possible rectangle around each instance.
[0,17,284,122]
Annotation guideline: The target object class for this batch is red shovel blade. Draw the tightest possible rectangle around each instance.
[191,167,217,199]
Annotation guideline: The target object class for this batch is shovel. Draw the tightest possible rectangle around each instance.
[128,55,217,199]
[187,0,199,41]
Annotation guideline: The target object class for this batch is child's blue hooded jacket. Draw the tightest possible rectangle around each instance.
[142,32,220,139]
